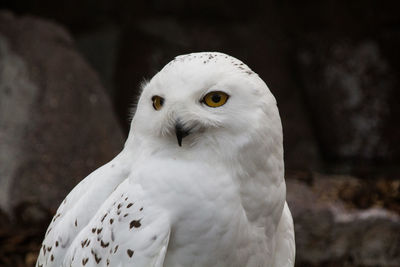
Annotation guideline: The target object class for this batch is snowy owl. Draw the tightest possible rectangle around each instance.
[36,52,295,267]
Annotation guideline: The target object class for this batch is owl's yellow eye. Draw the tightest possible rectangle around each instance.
[152,95,164,110]
[202,91,229,108]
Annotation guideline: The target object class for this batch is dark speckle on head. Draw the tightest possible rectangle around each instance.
[55,241,59,247]
[114,245,119,253]
[50,254,54,261]
[97,228,103,234]
[74,219,78,227]
[127,203,133,208]
[110,218,114,224]
[92,228,96,233]
[82,257,89,265]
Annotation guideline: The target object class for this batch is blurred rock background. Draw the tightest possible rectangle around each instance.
[0,1,399,266]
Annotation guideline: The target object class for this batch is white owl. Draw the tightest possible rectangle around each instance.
[36,52,295,267]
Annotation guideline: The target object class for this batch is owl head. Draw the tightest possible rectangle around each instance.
[129,52,282,158]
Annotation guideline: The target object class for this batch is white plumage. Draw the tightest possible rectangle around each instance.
[36,52,295,267]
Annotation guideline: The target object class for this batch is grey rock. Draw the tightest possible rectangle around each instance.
[298,40,400,161]
[287,174,400,267]
[0,11,124,222]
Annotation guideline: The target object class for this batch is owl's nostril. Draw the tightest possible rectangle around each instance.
[175,122,190,147]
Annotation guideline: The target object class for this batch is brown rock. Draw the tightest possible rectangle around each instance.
[287,174,400,267]
[0,11,124,221]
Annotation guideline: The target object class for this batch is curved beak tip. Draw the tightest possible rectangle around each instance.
[175,123,190,147]
[177,135,183,147]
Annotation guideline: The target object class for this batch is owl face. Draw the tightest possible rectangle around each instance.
[131,52,277,150]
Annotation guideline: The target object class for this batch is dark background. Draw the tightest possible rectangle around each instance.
[0,0,399,266]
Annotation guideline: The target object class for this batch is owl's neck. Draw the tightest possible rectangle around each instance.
[125,127,285,233]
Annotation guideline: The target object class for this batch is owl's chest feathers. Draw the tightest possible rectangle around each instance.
[131,150,277,266]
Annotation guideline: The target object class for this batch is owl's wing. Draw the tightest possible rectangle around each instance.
[64,179,171,267]
[273,202,296,267]
[36,153,133,267]
[37,174,171,267]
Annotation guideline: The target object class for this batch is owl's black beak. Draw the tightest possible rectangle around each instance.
[175,122,190,147]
